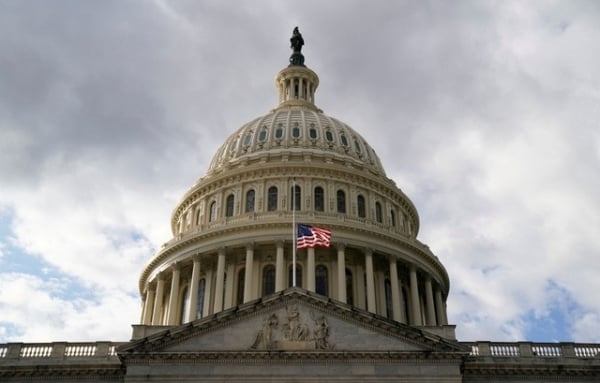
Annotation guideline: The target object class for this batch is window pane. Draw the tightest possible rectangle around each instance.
[357,195,366,218]
[337,190,346,213]
[325,130,334,142]
[314,187,324,212]
[246,190,255,213]
[375,202,382,223]
[268,186,278,211]
[209,202,217,222]
[226,195,234,217]
[263,266,276,295]
[316,265,328,295]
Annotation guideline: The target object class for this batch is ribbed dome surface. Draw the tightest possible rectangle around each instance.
[207,108,386,176]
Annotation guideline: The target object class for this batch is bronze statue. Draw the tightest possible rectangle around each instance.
[289,27,305,66]
[290,26,304,53]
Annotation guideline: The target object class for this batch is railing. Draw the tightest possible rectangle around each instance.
[463,341,600,359]
[0,342,124,361]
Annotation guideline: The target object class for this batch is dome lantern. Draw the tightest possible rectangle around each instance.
[275,27,320,111]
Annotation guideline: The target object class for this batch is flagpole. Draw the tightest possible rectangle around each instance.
[292,178,297,287]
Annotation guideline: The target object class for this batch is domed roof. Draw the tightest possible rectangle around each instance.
[207,108,386,176]
[206,48,386,177]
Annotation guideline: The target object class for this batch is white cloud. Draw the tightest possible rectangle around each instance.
[1,1,599,344]
[0,273,138,342]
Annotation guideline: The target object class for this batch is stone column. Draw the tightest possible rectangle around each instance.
[224,262,235,309]
[389,257,401,322]
[409,266,422,326]
[337,244,346,303]
[424,276,437,326]
[365,249,376,314]
[435,287,447,325]
[167,263,181,325]
[152,274,165,325]
[307,247,315,292]
[275,241,285,292]
[142,287,155,325]
[187,255,201,322]
[213,249,226,313]
[243,244,254,303]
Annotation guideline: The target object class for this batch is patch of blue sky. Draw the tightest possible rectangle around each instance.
[0,208,99,304]
[0,322,25,341]
[522,280,578,342]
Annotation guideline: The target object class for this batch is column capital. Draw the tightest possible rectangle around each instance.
[246,242,255,251]
[275,240,285,248]
[218,247,226,256]
[364,248,373,256]
[336,242,346,251]
[171,262,182,272]
[193,254,202,262]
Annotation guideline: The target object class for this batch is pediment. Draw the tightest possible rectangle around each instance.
[120,288,465,355]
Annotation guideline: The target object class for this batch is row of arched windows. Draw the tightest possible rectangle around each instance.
[206,186,398,226]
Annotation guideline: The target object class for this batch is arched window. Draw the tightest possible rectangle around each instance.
[337,190,346,213]
[292,124,301,138]
[288,264,302,288]
[225,194,234,217]
[385,279,393,319]
[259,128,268,142]
[325,129,334,142]
[314,186,324,212]
[375,202,383,223]
[263,265,276,295]
[237,268,245,305]
[316,265,328,296]
[268,186,278,211]
[340,133,349,147]
[245,189,255,213]
[180,286,190,324]
[209,202,217,222]
[291,185,301,211]
[275,125,284,139]
[390,209,396,227]
[345,268,354,305]
[357,195,366,218]
[196,279,206,319]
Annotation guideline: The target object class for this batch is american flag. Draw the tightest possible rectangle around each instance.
[297,224,331,249]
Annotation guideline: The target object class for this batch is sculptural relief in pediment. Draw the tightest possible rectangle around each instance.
[250,303,330,350]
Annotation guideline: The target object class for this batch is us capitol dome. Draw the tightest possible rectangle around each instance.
[137,27,451,333]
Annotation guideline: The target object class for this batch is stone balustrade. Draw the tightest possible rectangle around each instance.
[463,341,600,359]
[0,342,124,363]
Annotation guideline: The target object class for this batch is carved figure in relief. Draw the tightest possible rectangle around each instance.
[284,303,309,341]
[312,314,329,350]
[250,313,279,350]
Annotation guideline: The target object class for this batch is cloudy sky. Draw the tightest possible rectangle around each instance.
[1,0,599,343]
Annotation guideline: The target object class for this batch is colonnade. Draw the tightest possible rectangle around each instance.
[140,242,448,328]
